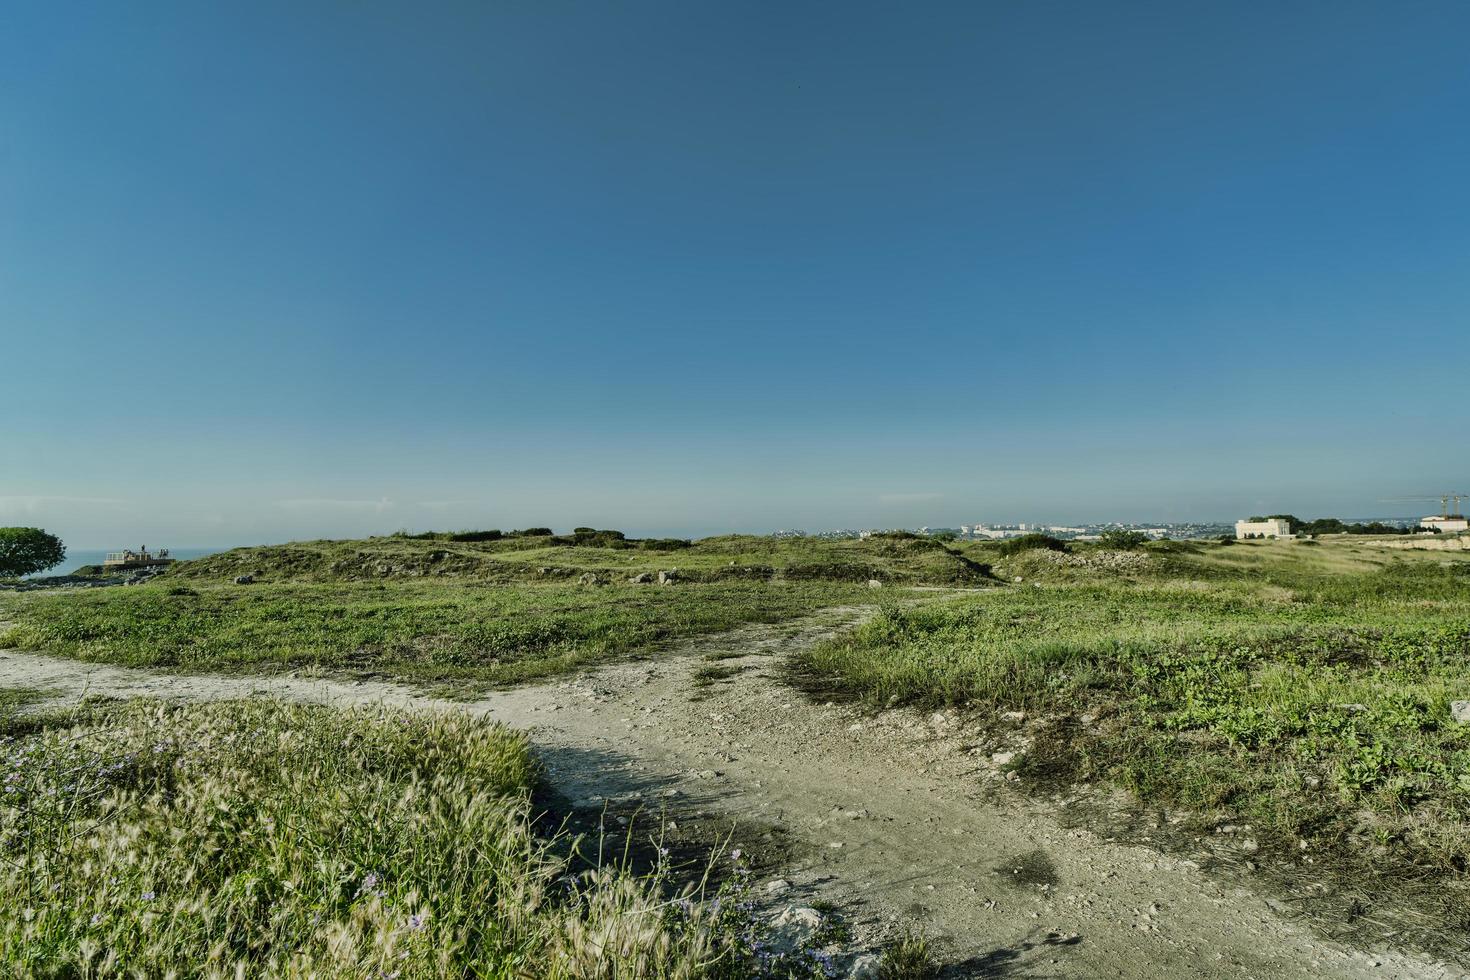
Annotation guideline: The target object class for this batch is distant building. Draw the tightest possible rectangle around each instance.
[102,546,175,570]
[1235,518,1294,540]
[1420,515,1470,534]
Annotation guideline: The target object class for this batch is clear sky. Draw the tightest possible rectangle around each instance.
[4,2,1468,546]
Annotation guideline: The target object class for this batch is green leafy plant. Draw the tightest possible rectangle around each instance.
[0,527,65,578]
[1100,529,1148,550]
[996,533,1068,556]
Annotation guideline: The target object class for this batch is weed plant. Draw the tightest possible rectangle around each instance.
[0,697,854,977]
[796,548,1470,879]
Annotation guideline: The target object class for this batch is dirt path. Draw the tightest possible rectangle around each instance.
[0,612,1460,979]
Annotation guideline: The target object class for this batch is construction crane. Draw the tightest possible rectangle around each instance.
[1381,493,1467,518]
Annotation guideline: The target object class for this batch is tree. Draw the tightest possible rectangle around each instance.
[1100,529,1148,550]
[0,527,66,578]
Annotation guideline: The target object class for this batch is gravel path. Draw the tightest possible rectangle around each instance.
[0,612,1460,979]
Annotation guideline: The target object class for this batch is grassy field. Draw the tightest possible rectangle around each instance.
[0,531,986,687]
[0,694,880,977]
[797,536,1470,941]
[0,579,873,687]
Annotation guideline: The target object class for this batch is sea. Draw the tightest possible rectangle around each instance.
[25,546,233,578]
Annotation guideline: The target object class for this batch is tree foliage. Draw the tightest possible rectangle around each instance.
[0,527,66,577]
[1100,529,1149,550]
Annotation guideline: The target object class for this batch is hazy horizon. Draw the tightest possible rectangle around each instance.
[12,505,1444,554]
[6,3,1467,545]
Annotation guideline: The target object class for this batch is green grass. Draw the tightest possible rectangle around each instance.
[0,532,987,687]
[169,530,987,585]
[0,697,842,976]
[0,687,46,716]
[796,540,1470,892]
[0,579,873,687]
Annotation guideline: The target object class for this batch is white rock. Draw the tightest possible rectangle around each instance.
[991,751,1016,765]
[847,953,882,979]
[769,906,824,952]
[763,878,793,895]
[1451,700,1470,724]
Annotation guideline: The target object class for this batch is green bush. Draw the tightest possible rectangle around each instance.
[562,529,630,548]
[996,534,1067,556]
[0,527,65,578]
[1100,529,1148,550]
[637,538,692,551]
[449,529,503,542]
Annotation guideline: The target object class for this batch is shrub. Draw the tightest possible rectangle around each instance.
[0,527,65,577]
[880,928,940,979]
[449,529,503,542]
[1099,529,1148,550]
[637,538,692,551]
[569,529,628,547]
[392,529,442,540]
[995,534,1067,557]
[518,528,554,537]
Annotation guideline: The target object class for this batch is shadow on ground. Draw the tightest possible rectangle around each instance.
[943,928,1084,978]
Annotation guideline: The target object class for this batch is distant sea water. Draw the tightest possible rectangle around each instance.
[25,546,233,579]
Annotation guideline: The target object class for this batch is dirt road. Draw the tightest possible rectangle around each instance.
[0,611,1460,979]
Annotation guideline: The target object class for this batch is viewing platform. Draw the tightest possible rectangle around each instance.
[102,547,175,571]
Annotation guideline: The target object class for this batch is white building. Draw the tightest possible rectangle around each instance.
[1235,518,1294,540]
[1420,515,1470,534]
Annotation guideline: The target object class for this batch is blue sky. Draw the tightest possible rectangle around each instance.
[4,2,1468,546]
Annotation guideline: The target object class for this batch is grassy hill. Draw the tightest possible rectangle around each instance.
[171,530,989,586]
[0,531,988,688]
